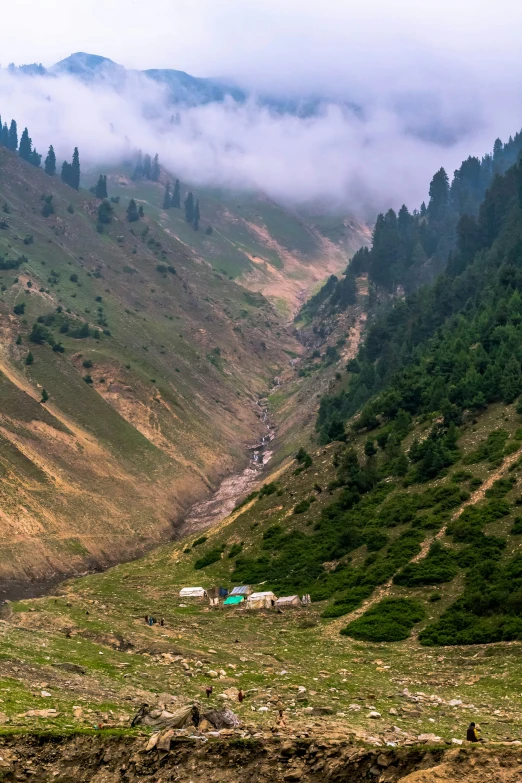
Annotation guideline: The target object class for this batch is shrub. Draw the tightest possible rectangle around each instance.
[13,303,25,315]
[259,482,278,498]
[83,374,93,384]
[192,536,208,548]
[82,359,93,369]
[341,598,426,642]
[363,530,389,552]
[294,499,311,514]
[41,196,54,217]
[52,342,65,353]
[322,585,374,618]
[511,517,522,535]
[70,273,79,283]
[228,543,243,559]
[194,545,225,570]
[40,388,49,403]
[29,323,54,346]
[393,542,458,587]
[295,447,312,469]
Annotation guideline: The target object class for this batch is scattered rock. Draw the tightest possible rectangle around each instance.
[52,662,86,674]
[368,712,381,719]
[207,670,218,678]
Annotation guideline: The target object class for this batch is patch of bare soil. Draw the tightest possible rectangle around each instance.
[0,734,520,782]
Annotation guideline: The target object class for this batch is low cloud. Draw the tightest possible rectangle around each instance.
[1,63,522,218]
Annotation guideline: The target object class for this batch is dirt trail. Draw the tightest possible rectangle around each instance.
[324,442,522,637]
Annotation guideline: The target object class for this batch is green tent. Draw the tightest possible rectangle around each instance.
[224,595,244,606]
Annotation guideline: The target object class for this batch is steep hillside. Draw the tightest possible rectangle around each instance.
[84,165,368,315]
[0,146,303,581]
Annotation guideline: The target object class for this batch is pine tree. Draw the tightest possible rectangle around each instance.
[500,355,522,404]
[97,199,113,225]
[44,145,56,176]
[193,199,200,230]
[40,388,49,403]
[151,153,160,181]
[427,168,449,223]
[30,149,41,168]
[184,192,194,223]
[126,198,139,222]
[95,175,108,199]
[172,179,181,208]
[163,182,171,209]
[143,153,152,180]
[71,147,80,190]
[132,150,143,180]
[0,123,8,147]
[25,351,34,366]
[61,161,72,186]
[7,120,18,151]
[138,205,144,218]
[18,128,32,161]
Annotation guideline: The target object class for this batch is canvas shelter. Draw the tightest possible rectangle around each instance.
[179,587,207,599]
[224,595,244,606]
[275,595,301,608]
[230,585,252,597]
[246,591,277,609]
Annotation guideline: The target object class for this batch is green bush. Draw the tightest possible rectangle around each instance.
[294,499,311,514]
[259,482,278,498]
[194,545,225,570]
[511,517,522,535]
[393,542,458,587]
[192,536,208,548]
[341,598,425,642]
[322,585,373,618]
[228,543,243,559]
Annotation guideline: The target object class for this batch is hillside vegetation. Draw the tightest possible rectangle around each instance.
[0,145,316,580]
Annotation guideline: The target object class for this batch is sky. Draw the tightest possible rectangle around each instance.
[2,0,522,213]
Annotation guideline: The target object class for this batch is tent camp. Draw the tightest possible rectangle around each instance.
[224,595,244,606]
[179,587,207,599]
[275,595,301,608]
[246,591,277,609]
[230,585,252,597]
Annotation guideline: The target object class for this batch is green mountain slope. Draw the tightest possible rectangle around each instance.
[84,164,369,316]
[0,146,305,581]
[173,150,522,649]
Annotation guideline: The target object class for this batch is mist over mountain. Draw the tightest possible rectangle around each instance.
[3,46,522,217]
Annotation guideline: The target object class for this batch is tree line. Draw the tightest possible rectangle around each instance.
[0,113,80,189]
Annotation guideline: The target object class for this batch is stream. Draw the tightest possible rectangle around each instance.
[0,395,276,603]
[178,396,275,538]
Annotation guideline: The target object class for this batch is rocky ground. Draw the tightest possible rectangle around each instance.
[0,732,521,782]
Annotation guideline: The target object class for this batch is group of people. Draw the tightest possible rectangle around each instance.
[144,614,164,627]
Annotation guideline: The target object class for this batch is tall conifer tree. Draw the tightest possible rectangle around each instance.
[172,179,181,208]
[44,145,56,175]
[7,120,18,151]
[193,199,200,231]
[184,192,194,223]
[18,128,32,161]
[162,182,171,209]
[71,147,80,190]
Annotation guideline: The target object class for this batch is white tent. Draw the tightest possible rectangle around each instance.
[275,595,301,607]
[246,591,277,609]
[179,587,207,599]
